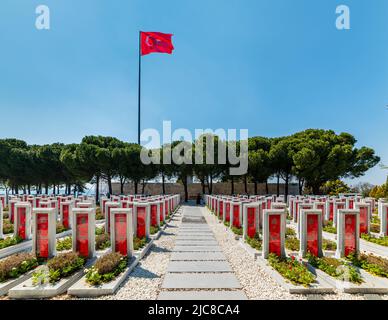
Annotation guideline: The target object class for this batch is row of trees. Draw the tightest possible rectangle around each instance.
[0,129,381,202]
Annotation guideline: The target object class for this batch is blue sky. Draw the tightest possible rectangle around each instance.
[0,0,387,185]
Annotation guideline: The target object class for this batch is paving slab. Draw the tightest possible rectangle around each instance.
[170,252,227,261]
[162,273,242,289]
[176,237,216,241]
[167,261,232,273]
[173,246,222,252]
[175,241,219,246]
[158,290,247,300]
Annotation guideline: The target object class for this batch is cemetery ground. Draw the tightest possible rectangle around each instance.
[1,196,388,300]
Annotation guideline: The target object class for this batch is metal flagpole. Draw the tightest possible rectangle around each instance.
[138,31,142,145]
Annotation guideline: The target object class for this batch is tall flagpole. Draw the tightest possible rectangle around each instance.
[138,31,142,145]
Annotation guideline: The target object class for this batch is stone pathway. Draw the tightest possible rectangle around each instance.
[158,205,247,300]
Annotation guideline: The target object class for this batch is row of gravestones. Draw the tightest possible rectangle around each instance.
[0,194,180,260]
[205,194,388,259]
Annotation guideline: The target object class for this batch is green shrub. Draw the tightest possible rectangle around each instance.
[95,226,105,235]
[286,228,296,238]
[370,224,380,234]
[322,239,337,251]
[46,252,85,283]
[347,253,388,278]
[285,237,300,251]
[0,253,38,282]
[224,221,230,227]
[371,215,380,225]
[307,253,362,284]
[56,237,72,251]
[150,225,159,235]
[361,234,388,247]
[160,220,165,227]
[85,252,128,286]
[323,220,337,234]
[96,206,104,220]
[56,222,68,234]
[231,226,243,236]
[95,233,111,250]
[133,236,147,251]
[0,236,23,249]
[267,253,315,287]
[3,219,13,234]
[245,233,262,250]
[3,212,9,219]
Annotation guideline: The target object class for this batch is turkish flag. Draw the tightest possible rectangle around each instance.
[141,31,174,56]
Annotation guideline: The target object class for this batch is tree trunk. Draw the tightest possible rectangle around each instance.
[162,173,166,195]
[142,180,146,194]
[244,175,248,194]
[265,180,269,194]
[183,179,188,202]
[108,176,113,195]
[231,176,235,195]
[276,173,280,197]
[254,181,258,195]
[284,175,289,200]
[134,181,138,194]
[28,184,31,194]
[312,184,321,195]
[15,185,19,194]
[95,175,100,205]
[57,185,60,194]
[120,177,125,194]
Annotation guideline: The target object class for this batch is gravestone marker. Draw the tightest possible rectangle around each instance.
[32,208,56,259]
[110,208,134,257]
[14,202,32,240]
[72,208,95,259]
[299,209,323,257]
[336,209,360,258]
[262,209,286,259]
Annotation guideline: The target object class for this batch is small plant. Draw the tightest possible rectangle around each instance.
[56,222,68,234]
[323,220,337,234]
[3,219,14,234]
[85,252,128,286]
[322,239,337,251]
[150,225,159,235]
[361,234,388,247]
[0,236,23,249]
[224,221,230,227]
[268,253,315,287]
[245,233,262,250]
[95,233,111,250]
[347,253,388,278]
[3,212,9,219]
[160,220,165,227]
[285,237,300,251]
[286,227,296,238]
[133,236,147,251]
[95,226,105,235]
[56,237,72,251]
[231,226,243,236]
[370,224,381,234]
[0,253,38,282]
[371,215,380,225]
[95,206,104,220]
[32,268,49,286]
[46,252,85,283]
[307,253,362,284]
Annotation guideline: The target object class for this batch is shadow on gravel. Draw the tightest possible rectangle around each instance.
[130,266,160,279]
[152,246,172,253]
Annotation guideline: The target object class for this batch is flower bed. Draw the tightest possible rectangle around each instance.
[285,237,300,251]
[56,237,72,251]
[267,253,315,287]
[223,221,230,227]
[286,227,296,237]
[0,253,38,283]
[347,253,388,278]
[85,252,128,286]
[0,236,23,250]
[370,224,380,233]
[231,226,243,236]
[32,252,85,285]
[307,253,362,283]
[245,233,262,250]
[95,233,111,250]
[361,234,388,247]
[322,239,337,251]
[95,226,105,235]
[56,222,69,234]
[133,237,148,251]
[150,225,160,235]
[95,206,104,220]
[3,219,13,234]
[323,221,336,234]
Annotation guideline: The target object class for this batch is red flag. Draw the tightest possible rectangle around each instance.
[141,31,174,56]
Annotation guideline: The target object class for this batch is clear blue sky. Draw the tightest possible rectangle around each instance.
[0,0,387,185]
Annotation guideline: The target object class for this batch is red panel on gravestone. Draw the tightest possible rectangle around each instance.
[295,202,299,221]
[115,214,127,256]
[36,198,40,207]
[225,203,230,222]
[329,203,334,220]
[76,214,89,258]
[165,201,168,215]
[36,213,49,258]
[219,201,223,218]
[267,199,271,209]
[307,214,319,256]
[137,206,146,238]
[160,203,164,222]
[233,205,240,227]
[349,200,354,209]
[106,206,112,233]
[17,207,26,240]
[151,204,157,226]
[247,207,256,238]
[386,207,388,235]
[62,204,70,229]
[10,202,15,223]
[359,206,368,235]
[344,215,356,257]
[269,215,281,256]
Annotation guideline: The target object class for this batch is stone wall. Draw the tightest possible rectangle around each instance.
[112,182,299,199]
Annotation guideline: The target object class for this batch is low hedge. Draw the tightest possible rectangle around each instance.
[85,252,128,286]
[347,253,388,278]
[0,253,38,283]
[268,253,315,287]
[307,253,362,283]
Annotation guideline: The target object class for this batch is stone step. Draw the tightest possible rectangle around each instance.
[175,241,219,246]
[167,261,232,273]
[170,252,227,261]
[162,273,242,289]
[173,246,222,252]
[158,290,247,300]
